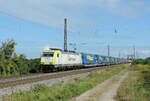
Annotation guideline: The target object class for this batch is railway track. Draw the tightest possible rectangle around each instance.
[0,73,43,83]
[0,65,113,89]
[0,64,128,100]
[0,64,126,89]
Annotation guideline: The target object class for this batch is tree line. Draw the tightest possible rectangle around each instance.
[0,39,41,77]
[132,57,150,65]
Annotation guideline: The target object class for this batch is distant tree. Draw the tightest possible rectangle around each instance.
[28,58,41,73]
[1,39,16,59]
[0,39,41,77]
[146,57,150,60]
[12,53,29,74]
[0,39,16,76]
[132,59,143,65]
[132,58,150,66]
[18,54,29,74]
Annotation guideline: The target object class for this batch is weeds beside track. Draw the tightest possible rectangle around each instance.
[115,64,150,101]
[2,65,126,101]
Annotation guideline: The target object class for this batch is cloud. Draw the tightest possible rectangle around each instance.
[0,0,149,29]
[0,0,67,28]
[94,0,150,18]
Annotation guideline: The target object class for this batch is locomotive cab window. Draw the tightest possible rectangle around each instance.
[57,54,59,57]
[42,52,54,57]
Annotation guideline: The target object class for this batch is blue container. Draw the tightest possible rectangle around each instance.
[117,58,120,62]
[109,57,113,63]
[81,53,97,65]
[98,56,105,64]
[113,57,116,63]
[111,57,115,63]
[95,55,101,64]
[114,58,118,63]
[106,56,110,63]
[102,56,108,63]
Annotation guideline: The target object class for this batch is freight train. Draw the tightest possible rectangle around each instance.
[40,48,127,72]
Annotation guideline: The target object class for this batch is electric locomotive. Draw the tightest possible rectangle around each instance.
[40,48,82,71]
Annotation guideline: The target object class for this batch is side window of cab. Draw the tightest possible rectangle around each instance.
[57,54,59,57]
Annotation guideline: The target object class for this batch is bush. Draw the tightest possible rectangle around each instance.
[28,58,41,73]
[132,58,150,65]
[0,40,41,77]
[116,65,150,101]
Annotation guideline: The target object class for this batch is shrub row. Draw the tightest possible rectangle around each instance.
[0,39,41,77]
[132,58,150,65]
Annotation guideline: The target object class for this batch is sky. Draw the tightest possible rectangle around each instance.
[0,0,149,59]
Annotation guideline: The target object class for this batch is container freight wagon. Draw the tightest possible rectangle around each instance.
[97,55,104,64]
[114,58,119,64]
[81,53,110,67]
[109,57,113,63]
[116,58,121,64]
[110,57,115,64]
[98,56,107,65]
[112,57,115,64]
[81,53,99,67]
[105,56,110,64]
[94,55,106,65]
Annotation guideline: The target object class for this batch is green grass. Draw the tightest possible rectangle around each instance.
[115,65,150,101]
[3,65,126,101]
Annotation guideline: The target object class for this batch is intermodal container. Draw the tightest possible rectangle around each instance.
[81,53,97,65]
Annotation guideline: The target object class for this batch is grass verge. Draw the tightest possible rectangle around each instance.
[115,64,150,101]
[3,65,126,101]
